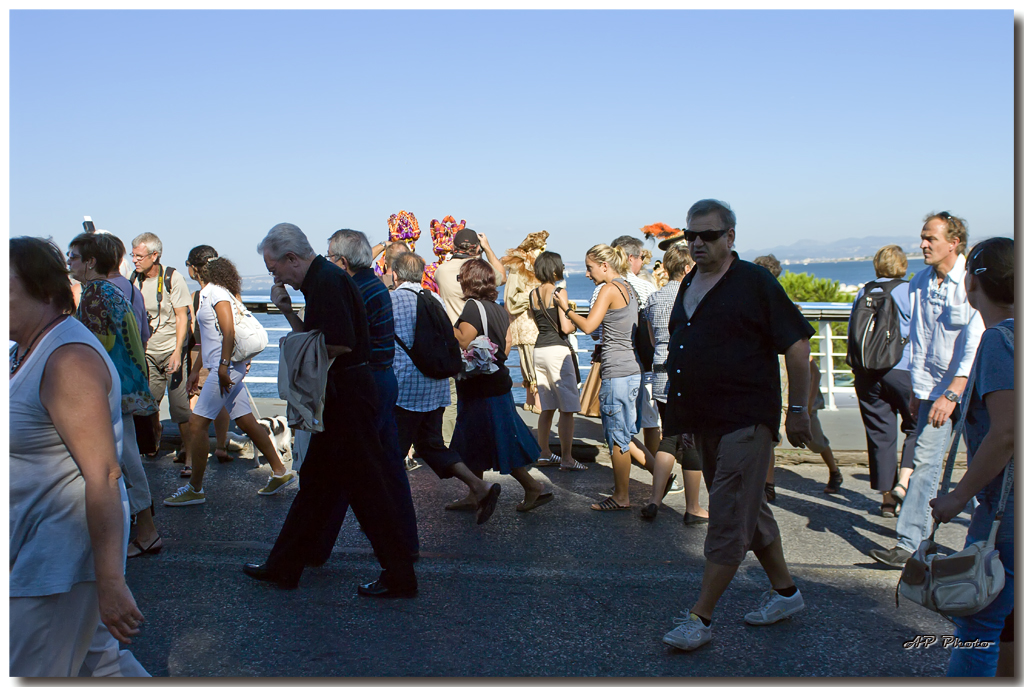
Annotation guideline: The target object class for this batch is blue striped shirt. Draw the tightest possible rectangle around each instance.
[351,268,395,370]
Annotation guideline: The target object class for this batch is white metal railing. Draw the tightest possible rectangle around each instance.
[243,299,855,409]
[797,303,853,411]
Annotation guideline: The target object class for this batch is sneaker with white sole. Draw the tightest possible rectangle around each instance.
[259,470,297,495]
[662,611,712,651]
[164,484,206,506]
[743,589,805,625]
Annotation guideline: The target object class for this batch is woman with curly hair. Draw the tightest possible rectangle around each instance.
[449,258,553,515]
[163,248,296,505]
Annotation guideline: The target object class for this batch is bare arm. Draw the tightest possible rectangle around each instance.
[931,389,1014,522]
[561,283,620,335]
[783,339,813,448]
[478,233,507,286]
[271,284,305,333]
[555,289,576,335]
[40,344,144,644]
[214,300,236,395]
[454,321,478,350]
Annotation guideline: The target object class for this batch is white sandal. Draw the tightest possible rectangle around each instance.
[536,454,561,467]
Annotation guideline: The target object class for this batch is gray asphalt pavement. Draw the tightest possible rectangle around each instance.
[127,404,970,677]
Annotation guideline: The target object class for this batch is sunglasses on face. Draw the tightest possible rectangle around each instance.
[683,228,729,243]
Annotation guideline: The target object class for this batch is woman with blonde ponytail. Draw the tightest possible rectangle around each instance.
[557,244,661,511]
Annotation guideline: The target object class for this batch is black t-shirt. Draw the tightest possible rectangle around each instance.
[455,298,513,399]
[299,256,371,393]
[662,254,815,439]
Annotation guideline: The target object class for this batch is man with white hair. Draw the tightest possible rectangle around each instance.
[131,231,192,457]
[242,223,417,597]
[308,228,420,563]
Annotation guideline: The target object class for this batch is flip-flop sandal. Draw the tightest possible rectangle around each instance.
[476,484,502,524]
[179,465,193,478]
[881,503,897,518]
[591,496,629,511]
[536,455,561,467]
[559,458,588,472]
[444,500,477,512]
[127,536,164,559]
[517,492,554,512]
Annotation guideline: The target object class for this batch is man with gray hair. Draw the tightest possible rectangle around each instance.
[130,231,193,458]
[310,228,420,563]
[242,223,417,597]
[610,234,661,458]
[661,199,815,651]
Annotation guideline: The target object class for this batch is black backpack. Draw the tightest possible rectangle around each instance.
[846,279,908,372]
[395,289,463,380]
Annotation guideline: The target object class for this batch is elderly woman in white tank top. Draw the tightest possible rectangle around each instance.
[9,237,146,677]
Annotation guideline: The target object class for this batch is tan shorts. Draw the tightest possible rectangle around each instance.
[696,424,781,566]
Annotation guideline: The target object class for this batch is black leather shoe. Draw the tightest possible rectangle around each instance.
[684,512,709,526]
[357,577,417,599]
[242,563,300,590]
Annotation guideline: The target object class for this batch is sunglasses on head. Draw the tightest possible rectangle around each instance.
[683,228,730,243]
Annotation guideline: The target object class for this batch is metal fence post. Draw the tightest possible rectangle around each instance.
[821,321,836,410]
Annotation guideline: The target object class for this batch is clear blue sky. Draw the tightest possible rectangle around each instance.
[10,9,1014,276]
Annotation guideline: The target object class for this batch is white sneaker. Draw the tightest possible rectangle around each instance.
[743,589,805,625]
[662,611,712,651]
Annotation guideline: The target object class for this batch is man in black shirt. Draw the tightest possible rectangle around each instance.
[242,222,417,597]
[661,200,815,652]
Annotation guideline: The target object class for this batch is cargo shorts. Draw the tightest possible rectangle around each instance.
[696,424,781,566]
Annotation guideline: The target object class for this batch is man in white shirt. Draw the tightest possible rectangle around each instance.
[870,212,985,568]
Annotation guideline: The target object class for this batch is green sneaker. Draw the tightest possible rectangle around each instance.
[259,470,297,496]
[164,484,206,506]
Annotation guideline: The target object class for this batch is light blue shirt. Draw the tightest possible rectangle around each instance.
[907,254,985,400]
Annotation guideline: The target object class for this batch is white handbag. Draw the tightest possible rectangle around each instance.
[897,326,1014,617]
[457,299,500,380]
[228,297,269,362]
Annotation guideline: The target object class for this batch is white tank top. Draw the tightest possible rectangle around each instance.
[9,317,129,597]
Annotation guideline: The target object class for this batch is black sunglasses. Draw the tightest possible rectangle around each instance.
[683,228,730,243]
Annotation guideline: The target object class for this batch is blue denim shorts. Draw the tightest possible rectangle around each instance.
[599,374,640,452]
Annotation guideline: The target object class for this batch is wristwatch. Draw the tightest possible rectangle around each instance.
[942,389,961,404]
[219,358,230,367]
[787,404,807,414]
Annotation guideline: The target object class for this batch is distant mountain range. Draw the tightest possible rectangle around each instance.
[744,234,1007,264]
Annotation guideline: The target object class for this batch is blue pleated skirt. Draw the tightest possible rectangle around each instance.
[450,391,541,475]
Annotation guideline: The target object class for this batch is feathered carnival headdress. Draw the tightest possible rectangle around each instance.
[640,222,686,250]
[430,216,464,258]
[374,210,421,277]
[500,231,549,283]
[420,215,466,293]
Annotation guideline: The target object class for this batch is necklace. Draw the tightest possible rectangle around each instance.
[10,315,67,375]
